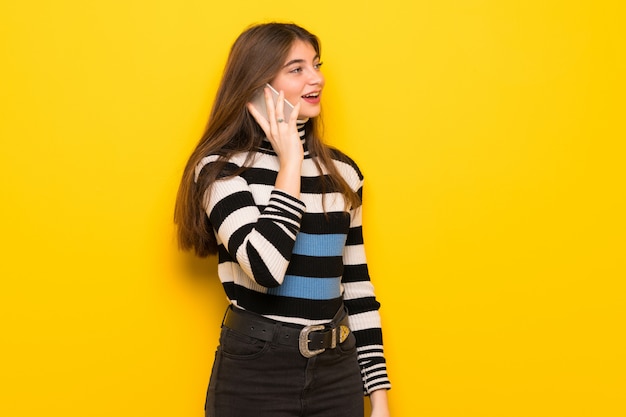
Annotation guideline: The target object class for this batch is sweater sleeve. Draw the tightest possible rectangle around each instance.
[342,181,392,395]
[202,162,306,288]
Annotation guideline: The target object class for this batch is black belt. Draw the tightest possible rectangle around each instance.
[222,305,351,358]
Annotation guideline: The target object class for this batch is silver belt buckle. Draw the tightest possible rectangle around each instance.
[299,324,325,358]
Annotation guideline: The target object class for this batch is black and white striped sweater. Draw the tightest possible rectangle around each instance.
[196,124,390,394]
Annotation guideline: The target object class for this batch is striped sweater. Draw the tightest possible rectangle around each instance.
[196,124,391,394]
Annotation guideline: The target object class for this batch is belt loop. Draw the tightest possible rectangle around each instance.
[221,305,231,327]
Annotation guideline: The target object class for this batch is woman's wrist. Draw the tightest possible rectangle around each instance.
[274,162,302,198]
[369,389,390,416]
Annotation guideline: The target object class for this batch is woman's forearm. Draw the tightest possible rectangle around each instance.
[369,389,390,417]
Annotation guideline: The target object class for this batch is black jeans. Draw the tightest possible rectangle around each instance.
[204,309,364,417]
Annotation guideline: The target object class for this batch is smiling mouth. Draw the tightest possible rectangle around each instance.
[302,92,320,99]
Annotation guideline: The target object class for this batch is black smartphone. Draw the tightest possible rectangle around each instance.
[250,83,295,122]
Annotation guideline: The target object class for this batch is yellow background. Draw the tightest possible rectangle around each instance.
[1,1,624,416]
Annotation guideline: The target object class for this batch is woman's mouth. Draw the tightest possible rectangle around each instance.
[301,91,321,104]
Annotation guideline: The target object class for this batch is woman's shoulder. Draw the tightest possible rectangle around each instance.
[194,151,251,181]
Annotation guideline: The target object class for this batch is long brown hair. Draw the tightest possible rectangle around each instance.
[174,22,360,257]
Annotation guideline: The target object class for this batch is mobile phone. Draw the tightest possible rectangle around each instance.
[250,83,294,122]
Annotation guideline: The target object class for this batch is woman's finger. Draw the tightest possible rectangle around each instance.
[288,100,301,126]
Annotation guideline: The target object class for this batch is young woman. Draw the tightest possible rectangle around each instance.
[174,22,391,417]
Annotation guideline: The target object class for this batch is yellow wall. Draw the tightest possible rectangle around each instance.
[1,1,624,416]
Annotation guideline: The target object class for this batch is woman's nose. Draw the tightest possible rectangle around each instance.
[308,71,324,85]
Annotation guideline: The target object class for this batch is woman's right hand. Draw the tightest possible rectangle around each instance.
[248,87,303,164]
[247,87,303,197]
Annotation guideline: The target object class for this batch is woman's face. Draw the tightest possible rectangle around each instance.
[270,40,325,119]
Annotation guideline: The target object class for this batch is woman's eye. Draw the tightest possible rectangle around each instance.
[314,62,324,70]
[289,67,303,73]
